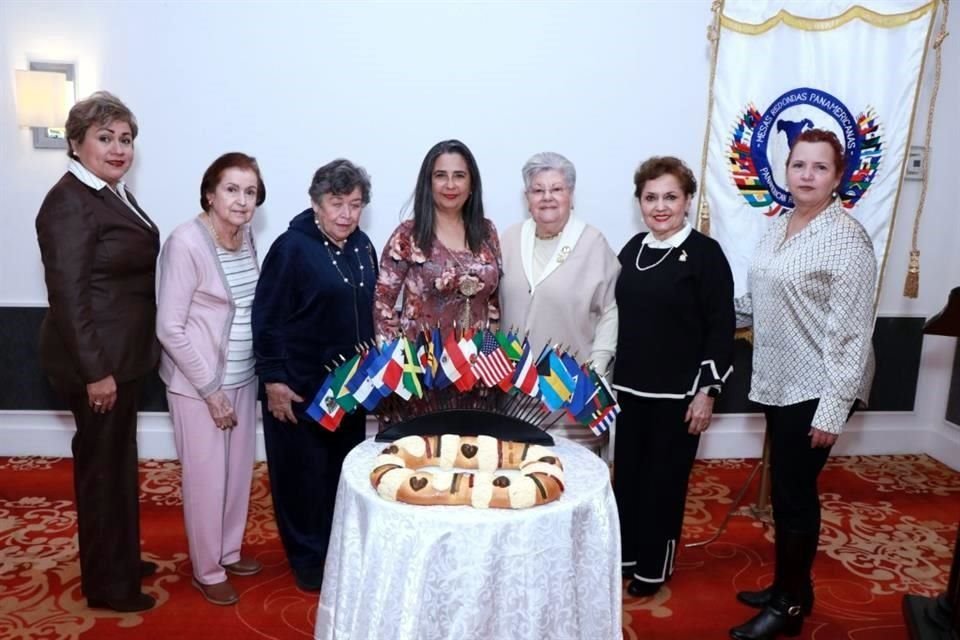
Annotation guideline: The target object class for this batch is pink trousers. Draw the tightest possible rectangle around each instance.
[167,380,257,585]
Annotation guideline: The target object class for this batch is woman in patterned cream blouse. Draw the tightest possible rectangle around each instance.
[730,129,877,640]
[375,139,501,339]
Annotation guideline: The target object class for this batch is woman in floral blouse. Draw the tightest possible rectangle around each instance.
[375,139,501,339]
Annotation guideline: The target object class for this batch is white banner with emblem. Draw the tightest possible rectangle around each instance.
[701,0,940,296]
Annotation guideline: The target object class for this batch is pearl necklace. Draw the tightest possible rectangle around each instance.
[315,218,375,288]
[634,243,674,272]
[202,213,243,251]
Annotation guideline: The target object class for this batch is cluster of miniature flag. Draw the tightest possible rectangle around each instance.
[306,326,621,436]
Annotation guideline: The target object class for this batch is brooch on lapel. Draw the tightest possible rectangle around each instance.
[679,250,688,263]
[557,246,572,263]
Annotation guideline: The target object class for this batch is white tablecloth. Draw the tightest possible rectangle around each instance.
[315,436,622,640]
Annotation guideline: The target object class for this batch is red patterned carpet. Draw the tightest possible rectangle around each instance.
[0,453,956,639]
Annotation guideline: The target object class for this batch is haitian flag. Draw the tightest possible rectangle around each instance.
[306,374,339,430]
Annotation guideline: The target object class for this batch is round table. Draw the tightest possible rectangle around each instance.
[315,436,622,640]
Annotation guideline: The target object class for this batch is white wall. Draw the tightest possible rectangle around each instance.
[1,1,957,466]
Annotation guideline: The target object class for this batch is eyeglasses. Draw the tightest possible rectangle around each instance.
[528,186,567,199]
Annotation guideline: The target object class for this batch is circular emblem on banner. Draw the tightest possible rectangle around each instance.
[728,87,882,216]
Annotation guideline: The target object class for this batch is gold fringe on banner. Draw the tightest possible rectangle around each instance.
[719,2,936,35]
[904,0,950,298]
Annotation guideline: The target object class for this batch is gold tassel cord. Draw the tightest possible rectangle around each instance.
[904,0,950,298]
[696,0,723,236]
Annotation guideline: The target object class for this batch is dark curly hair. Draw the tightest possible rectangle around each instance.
[633,156,697,199]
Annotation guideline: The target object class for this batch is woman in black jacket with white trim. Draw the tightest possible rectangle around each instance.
[613,156,735,599]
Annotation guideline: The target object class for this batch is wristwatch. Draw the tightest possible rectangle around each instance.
[704,387,721,399]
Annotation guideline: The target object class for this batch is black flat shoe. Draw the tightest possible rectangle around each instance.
[140,561,158,578]
[626,578,662,598]
[293,568,324,592]
[87,592,156,612]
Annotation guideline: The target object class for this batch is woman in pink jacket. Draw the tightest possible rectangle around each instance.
[156,153,266,606]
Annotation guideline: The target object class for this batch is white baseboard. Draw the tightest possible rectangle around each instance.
[926,421,960,470]
[0,411,952,470]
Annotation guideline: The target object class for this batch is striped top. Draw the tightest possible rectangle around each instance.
[217,242,258,388]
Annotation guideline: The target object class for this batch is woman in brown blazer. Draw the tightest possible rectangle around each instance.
[36,91,160,613]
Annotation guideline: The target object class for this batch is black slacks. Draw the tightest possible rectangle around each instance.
[764,399,834,536]
[62,378,144,601]
[262,407,365,583]
[614,394,700,583]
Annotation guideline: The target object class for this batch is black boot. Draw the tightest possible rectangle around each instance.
[729,593,804,639]
[730,529,813,639]
[736,583,813,615]
[737,522,815,614]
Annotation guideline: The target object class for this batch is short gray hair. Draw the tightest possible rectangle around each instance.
[308,158,371,205]
[65,91,138,158]
[521,152,576,191]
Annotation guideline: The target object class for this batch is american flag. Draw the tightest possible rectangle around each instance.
[473,329,514,388]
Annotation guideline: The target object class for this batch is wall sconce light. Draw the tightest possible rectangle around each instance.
[15,61,76,150]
